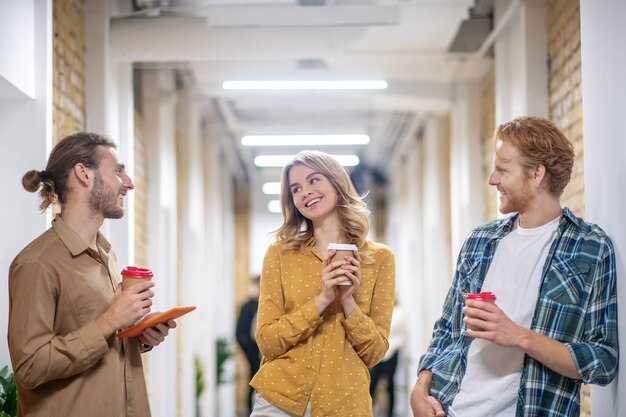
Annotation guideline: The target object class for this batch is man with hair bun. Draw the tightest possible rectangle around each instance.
[410,116,618,417]
[8,132,175,417]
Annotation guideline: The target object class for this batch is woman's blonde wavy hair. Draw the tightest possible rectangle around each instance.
[274,151,373,264]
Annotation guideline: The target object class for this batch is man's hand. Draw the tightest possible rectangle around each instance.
[463,300,525,348]
[96,281,154,337]
[463,300,581,379]
[410,371,445,417]
[137,316,177,348]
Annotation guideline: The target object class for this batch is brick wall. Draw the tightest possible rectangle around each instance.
[53,0,85,144]
[547,0,585,218]
[480,69,497,222]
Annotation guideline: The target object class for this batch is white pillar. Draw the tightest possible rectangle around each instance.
[580,1,626,416]
[0,0,52,369]
[449,82,484,258]
[203,117,236,417]
[177,93,214,417]
[85,0,135,266]
[85,0,109,133]
[104,62,135,267]
[494,0,548,124]
[421,116,452,338]
[391,133,425,405]
[142,69,179,417]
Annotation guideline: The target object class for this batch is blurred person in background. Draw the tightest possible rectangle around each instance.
[236,275,261,414]
[370,299,405,417]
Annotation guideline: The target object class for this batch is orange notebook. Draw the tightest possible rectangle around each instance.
[116,305,196,338]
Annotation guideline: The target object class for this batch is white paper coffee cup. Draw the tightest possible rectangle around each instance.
[327,243,358,286]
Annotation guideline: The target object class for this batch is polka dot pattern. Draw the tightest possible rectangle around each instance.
[250,240,396,417]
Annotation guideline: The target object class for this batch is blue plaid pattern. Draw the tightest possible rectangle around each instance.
[418,207,618,417]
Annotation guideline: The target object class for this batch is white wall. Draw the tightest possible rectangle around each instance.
[449,82,484,258]
[0,0,35,98]
[140,69,181,417]
[0,0,52,370]
[580,1,626,415]
[385,131,424,411]
[250,175,283,276]
[421,116,452,334]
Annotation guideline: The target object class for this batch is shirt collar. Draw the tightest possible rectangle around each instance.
[305,241,325,262]
[495,207,578,238]
[51,215,111,256]
[560,206,580,228]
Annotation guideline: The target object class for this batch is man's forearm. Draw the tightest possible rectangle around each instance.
[416,370,433,392]
[517,328,581,380]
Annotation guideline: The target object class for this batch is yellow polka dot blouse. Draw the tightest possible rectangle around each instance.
[250,240,396,416]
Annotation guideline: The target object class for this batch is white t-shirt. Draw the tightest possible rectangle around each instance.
[448,216,560,417]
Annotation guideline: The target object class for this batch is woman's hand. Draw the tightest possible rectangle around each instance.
[315,249,349,314]
[338,250,361,317]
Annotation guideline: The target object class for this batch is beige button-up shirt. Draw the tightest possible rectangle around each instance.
[8,216,151,417]
[251,240,395,416]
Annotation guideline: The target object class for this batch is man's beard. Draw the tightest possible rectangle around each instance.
[89,172,124,219]
[499,178,533,215]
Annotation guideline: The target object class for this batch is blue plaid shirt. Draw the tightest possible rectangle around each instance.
[418,207,618,417]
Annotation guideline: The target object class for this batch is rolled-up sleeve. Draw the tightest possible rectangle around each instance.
[566,244,619,385]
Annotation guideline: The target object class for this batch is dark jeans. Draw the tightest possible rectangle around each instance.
[244,350,260,414]
[369,351,399,417]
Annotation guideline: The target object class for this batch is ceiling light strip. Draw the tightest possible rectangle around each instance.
[223,80,387,90]
[262,182,282,195]
[242,134,370,147]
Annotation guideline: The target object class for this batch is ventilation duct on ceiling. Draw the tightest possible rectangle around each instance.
[448,0,494,53]
[297,59,328,70]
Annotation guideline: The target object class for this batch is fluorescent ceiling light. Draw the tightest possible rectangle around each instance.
[262,182,282,195]
[267,200,282,214]
[242,134,370,147]
[254,155,360,167]
[223,80,387,90]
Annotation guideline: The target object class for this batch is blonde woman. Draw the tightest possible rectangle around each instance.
[250,151,395,417]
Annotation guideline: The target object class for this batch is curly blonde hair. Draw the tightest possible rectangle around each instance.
[274,151,373,263]
[494,116,574,197]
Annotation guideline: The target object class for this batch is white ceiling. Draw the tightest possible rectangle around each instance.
[110,0,493,195]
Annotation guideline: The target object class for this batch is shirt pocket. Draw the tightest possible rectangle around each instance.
[543,258,591,305]
[536,259,591,341]
[455,257,482,299]
[74,292,105,325]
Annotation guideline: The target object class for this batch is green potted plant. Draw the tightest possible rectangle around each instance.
[215,337,232,385]
[0,366,17,417]
[194,356,205,417]
[214,337,233,416]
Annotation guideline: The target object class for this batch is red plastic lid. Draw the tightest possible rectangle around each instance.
[463,291,496,301]
[121,266,153,278]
